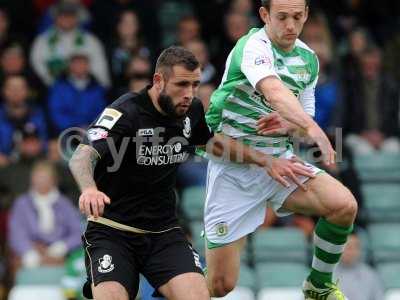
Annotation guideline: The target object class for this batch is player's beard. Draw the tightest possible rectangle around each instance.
[158,90,185,120]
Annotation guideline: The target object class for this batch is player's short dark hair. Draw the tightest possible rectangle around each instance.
[155,46,200,77]
[261,0,309,11]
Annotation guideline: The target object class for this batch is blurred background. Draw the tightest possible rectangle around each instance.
[0,0,399,299]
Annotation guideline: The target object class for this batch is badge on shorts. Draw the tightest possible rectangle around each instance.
[98,254,115,273]
[216,222,228,237]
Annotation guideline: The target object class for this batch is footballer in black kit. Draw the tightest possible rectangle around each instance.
[70,47,213,300]
[84,87,211,231]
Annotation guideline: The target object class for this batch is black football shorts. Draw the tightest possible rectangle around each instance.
[82,222,203,299]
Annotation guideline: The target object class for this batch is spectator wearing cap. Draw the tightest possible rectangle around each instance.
[30,1,110,88]
[8,160,82,275]
[48,52,107,135]
[0,75,47,166]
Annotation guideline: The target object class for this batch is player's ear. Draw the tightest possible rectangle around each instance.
[259,6,269,24]
[304,6,309,22]
[153,72,165,92]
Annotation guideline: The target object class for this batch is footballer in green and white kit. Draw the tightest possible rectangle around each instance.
[204,26,321,246]
[204,2,356,300]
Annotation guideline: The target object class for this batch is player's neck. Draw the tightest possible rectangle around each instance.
[148,86,167,116]
[264,26,295,53]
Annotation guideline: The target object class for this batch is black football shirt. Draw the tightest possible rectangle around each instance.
[82,87,213,231]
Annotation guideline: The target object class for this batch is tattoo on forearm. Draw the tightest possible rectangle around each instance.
[69,144,100,191]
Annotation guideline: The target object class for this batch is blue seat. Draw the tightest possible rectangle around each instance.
[253,227,308,263]
[368,224,400,263]
[361,183,400,222]
[257,262,308,288]
[16,266,65,285]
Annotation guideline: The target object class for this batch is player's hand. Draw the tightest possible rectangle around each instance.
[257,112,293,136]
[263,156,316,191]
[79,187,111,218]
[305,124,336,166]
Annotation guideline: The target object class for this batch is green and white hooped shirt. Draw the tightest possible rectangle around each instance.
[206,27,319,156]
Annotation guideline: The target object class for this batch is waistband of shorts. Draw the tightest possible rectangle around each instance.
[87,216,181,234]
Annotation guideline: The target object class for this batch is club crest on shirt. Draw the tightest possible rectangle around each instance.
[183,117,191,138]
[98,254,115,273]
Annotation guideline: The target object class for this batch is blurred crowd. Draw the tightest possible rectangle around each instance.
[0,0,399,299]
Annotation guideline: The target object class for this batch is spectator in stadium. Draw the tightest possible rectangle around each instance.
[340,27,372,85]
[128,74,151,93]
[8,160,81,274]
[302,13,340,133]
[90,0,160,51]
[108,10,151,88]
[156,0,194,47]
[214,12,250,76]
[0,8,26,51]
[0,124,47,201]
[341,45,400,154]
[36,0,92,34]
[111,54,152,98]
[177,16,202,46]
[0,44,45,103]
[48,52,107,135]
[0,75,47,164]
[229,0,259,27]
[334,233,385,300]
[184,39,217,85]
[30,1,110,88]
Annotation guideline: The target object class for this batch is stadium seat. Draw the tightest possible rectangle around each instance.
[8,285,65,300]
[257,262,308,288]
[181,186,206,220]
[353,154,400,182]
[377,263,400,290]
[361,183,400,222]
[385,289,400,300]
[15,266,66,285]
[253,227,308,263]
[357,227,371,262]
[368,224,400,263]
[237,264,257,290]
[258,287,304,300]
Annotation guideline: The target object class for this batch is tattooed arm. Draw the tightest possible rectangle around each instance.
[69,144,110,218]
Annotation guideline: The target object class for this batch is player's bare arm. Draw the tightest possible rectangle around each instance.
[257,77,335,165]
[69,144,111,218]
[202,133,315,190]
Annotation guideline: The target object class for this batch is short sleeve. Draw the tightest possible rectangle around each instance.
[299,55,319,117]
[240,37,278,88]
[189,100,214,146]
[81,106,134,158]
